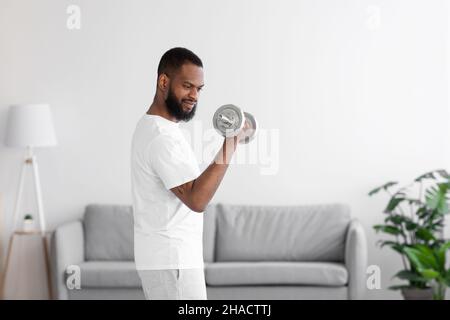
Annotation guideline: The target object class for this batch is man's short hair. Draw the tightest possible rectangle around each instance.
[157,47,203,77]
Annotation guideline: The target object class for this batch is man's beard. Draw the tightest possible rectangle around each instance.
[165,87,197,122]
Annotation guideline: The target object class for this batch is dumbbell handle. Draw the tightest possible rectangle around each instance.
[218,113,234,127]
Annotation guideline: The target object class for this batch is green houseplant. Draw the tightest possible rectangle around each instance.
[368,169,450,300]
[403,242,450,300]
[22,213,35,232]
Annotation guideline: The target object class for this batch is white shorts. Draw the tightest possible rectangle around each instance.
[138,268,207,300]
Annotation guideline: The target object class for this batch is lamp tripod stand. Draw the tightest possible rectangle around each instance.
[0,146,53,299]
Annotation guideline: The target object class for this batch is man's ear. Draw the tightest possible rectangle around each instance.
[158,73,169,92]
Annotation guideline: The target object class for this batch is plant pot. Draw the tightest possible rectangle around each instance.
[22,219,35,232]
[401,287,433,300]
[432,282,447,300]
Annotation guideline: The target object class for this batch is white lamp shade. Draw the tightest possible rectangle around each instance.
[4,104,58,148]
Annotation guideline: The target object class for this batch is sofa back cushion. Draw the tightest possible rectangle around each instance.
[84,204,134,261]
[82,203,351,262]
[214,203,351,262]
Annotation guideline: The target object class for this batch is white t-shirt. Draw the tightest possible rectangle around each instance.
[130,114,204,270]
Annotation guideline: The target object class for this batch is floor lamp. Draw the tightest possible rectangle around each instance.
[1,104,57,299]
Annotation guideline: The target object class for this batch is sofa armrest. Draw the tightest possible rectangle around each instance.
[50,220,84,300]
[345,219,368,300]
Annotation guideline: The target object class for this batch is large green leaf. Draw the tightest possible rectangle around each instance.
[436,170,450,179]
[423,209,442,228]
[377,240,395,247]
[404,247,425,269]
[368,181,398,196]
[393,270,427,282]
[416,207,429,219]
[414,169,449,183]
[407,198,423,206]
[384,214,408,226]
[414,244,434,256]
[414,169,449,182]
[415,228,436,242]
[425,183,450,215]
[414,244,441,270]
[445,270,450,283]
[418,268,439,280]
[373,225,404,236]
[405,221,418,231]
[430,219,444,232]
[404,247,439,270]
[384,197,406,214]
[415,171,437,182]
[391,243,406,254]
[377,240,405,254]
[436,241,450,270]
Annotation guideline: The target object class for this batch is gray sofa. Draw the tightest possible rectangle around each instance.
[50,203,367,300]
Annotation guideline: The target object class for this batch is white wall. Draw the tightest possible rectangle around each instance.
[0,0,448,299]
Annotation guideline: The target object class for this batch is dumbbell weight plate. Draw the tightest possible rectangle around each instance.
[212,104,245,138]
[240,112,258,144]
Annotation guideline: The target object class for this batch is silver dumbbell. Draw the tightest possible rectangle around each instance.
[212,104,258,144]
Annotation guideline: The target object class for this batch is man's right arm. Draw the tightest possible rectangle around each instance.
[170,136,238,213]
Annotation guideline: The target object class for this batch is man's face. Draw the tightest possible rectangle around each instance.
[164,63,204,122]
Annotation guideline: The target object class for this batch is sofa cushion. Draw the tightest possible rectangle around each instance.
[205,261,348,286]
[75,261,141,288]
[215,203,351,262]
[84,204,134,261]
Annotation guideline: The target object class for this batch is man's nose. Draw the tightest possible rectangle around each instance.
[188,88,199,101]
